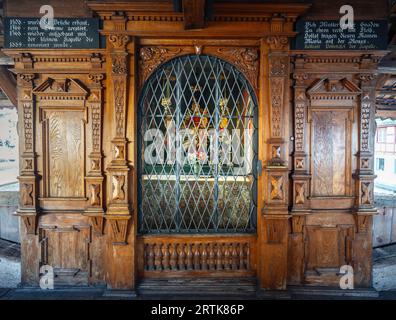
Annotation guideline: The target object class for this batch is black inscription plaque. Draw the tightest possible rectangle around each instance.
[293,19,388,50]
[4,17,100,49]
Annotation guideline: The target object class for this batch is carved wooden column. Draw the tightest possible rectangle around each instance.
[105,33,131,245]
[84,71,105,235]
[16,69,40,285]
[259,35,290,290]
[289,55,310,284]
[353,66,378,287]
[104,25,137,291]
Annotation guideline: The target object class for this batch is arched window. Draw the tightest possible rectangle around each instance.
[138,55,258,233]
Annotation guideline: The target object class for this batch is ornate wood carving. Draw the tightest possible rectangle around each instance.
[266,35,289,51]
[106,34,132,245]
[361,182,372,205]
[16,72,39,234]
[295,183,305,205]
[139,46,184,84]
[108,34,130,50]
[112,175,126,201]
[84,72,105,234]
[270,175,284,201]
[216,48,259,89]
[269,77,284,138]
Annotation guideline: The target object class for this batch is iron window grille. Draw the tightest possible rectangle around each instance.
[138,55,258,234]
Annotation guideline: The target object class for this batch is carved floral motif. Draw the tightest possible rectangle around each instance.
[112,55,127,75]
[139,47,183,84]
[217,48,259,89]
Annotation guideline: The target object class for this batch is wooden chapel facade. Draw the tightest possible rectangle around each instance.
[4,1,388,292]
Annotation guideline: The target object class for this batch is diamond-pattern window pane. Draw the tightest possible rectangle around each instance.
[138,55,258,234]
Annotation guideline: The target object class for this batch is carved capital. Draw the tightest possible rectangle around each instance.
[108,34,130,50]
[266,35,289,51]
[358,73,376,83]
[88,73,104,85]
[18,73,35,87]
[293,73,308,86]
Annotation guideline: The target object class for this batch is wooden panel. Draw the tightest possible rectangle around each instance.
[46,110,85,198]
[311,110,350,197]
[39,223,91,286]
[305,226,339,270]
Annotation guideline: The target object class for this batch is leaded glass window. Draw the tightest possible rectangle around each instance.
[138,55,258,233]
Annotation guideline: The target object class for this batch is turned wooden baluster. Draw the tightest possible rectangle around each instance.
[178,243,186,270]
[224,243,231,270]
[208,243,215,270]
[231,243,238,270]
[238,243,245,270]
[216,243,223,270]
[154,243,163,271]
[245,243,250,270]
[201,243,208,270]
[147,243,155,271]
[170,243,178,270]
[162,243,170,270]
[193,243,201,270]
[186,243,193,270]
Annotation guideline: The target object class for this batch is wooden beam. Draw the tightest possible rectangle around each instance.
[0,66,16,107]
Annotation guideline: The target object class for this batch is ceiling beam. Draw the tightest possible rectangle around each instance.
[0,66,17,107]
